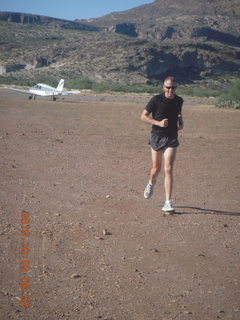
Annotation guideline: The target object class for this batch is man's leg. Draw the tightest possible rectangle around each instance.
[144,148,162,199]
[163,147,177,201]
[150,147,163,184]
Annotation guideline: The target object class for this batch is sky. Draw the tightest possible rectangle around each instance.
[0,0,154,21]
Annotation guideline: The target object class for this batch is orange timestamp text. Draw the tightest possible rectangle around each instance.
[20,210,31,308]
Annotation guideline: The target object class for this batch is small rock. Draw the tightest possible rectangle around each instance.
[103,229,112,236]
[106,195,110,199]
[198,253,206,257]
[70,273,81,279]
[55,138,63,143]
[95,237,104,240]
[224,224,228,228]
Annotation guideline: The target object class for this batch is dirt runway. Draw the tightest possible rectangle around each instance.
[0,90,239,320]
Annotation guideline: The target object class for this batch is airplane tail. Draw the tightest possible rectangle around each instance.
[56,79,64,92]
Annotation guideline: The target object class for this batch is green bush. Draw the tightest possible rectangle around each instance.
[91,82,161,94]
[0,76,57,87]
[178,87,221,97]
[216,80,240,109]
[0,77,32,86]
[67,76,93,90]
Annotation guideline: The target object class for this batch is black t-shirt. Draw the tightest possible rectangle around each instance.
[145,93,183,137]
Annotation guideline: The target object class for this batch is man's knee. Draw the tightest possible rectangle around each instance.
[152,165,161,174]
[164,163,174,175]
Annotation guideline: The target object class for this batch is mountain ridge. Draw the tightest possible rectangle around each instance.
[0,11,98,31]
[77,0,240,45]
[0,0,239,86]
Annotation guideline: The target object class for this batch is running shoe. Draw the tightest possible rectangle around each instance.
[162,200,175,212]
[144,182,154,199]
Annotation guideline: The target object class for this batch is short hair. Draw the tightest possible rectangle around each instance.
[164,76,175,84]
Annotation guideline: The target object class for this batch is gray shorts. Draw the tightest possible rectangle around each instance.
[149,134,179,151]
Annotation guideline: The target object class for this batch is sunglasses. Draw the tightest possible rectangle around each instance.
[165,86,177,89]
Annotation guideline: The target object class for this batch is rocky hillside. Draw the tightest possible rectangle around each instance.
[0,12,98,31]
[0,0,239,87]
[79,0,240,46]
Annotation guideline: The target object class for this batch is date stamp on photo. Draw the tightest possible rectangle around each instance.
[19,210,31,308]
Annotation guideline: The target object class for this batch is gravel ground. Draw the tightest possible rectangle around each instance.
[0,89,239,320]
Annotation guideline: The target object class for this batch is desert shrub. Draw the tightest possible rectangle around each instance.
[216,80,240,109]
[178,87,221,97]
[67,76,93,90]
[217,98,240,109]
[0,77,33,86]
[91,82,109,92]
[91,82,161,94]
[0,76,56,87]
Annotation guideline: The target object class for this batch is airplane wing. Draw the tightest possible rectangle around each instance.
[4,87,58,97]
[61,90,81,95]
[4,87,30,94]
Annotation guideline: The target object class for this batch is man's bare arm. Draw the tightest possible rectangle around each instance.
[178,113,184,130]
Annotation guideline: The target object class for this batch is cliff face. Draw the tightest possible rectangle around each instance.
[82,0,240,46]
[0,12,98,31]
[153,0,240,15]
[0,0,239,85]
[105,22,240,47]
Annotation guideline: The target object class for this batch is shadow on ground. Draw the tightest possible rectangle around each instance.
[175,206,240,216]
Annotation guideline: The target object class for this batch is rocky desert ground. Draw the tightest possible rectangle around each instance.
[0,89,239,320]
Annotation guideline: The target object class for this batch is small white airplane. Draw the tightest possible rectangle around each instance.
[4,79,80,101]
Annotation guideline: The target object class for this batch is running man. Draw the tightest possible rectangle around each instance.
[140,76,184,213]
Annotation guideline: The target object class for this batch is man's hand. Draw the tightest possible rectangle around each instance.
[140,110,168,128]
[159,118,168,128]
